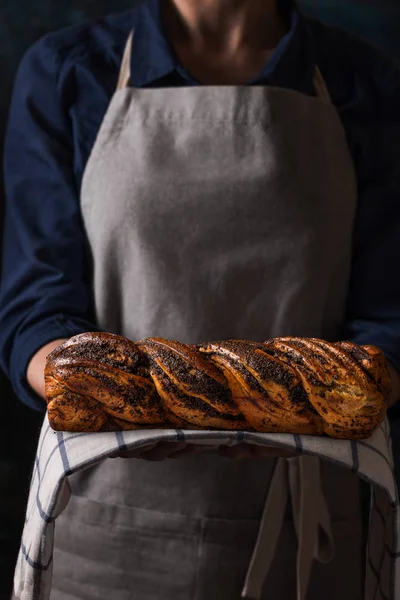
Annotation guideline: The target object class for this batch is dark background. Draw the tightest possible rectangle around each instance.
[1,1,400,598]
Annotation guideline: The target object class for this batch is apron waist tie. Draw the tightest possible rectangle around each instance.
[241,455,335,600]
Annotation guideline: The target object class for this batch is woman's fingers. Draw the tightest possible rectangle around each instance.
[109,442,159,459]
[250,445,297,458]
[219,443,296,459]
[168,444,212,458]
[137,442,214,460]
[219,444,253,459]
[111,442,189,461]
[110,442,297,460]
[140,442,188,461]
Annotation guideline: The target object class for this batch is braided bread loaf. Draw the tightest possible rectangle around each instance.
[44,332,391,439]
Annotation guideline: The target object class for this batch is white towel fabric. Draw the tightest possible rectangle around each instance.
[13,416,400,600]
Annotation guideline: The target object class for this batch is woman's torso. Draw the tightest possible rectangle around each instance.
[51,6,366,600]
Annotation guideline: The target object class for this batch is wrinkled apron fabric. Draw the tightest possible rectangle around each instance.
[50,31,362,600]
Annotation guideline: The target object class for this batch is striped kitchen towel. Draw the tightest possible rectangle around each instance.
[13,415,400,600]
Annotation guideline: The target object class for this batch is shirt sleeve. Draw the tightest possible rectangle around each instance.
[0,39,102,412]
[344,48,400,378]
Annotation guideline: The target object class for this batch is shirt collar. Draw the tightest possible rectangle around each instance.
[130,0,178,87]
[129,0,316,94]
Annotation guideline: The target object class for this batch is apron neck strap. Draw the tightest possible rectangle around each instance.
[117,30,134,90]
[313,67,332,102]
[116,31,332,100]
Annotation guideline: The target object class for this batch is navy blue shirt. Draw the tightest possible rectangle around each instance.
[2,0,400,411]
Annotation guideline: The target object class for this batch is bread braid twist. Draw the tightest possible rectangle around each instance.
[44,332,391,439]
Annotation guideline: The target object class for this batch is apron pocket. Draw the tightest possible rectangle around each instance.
[52,494,201,600]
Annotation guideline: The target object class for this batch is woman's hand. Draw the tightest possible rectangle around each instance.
[110,442,214,461]
[27,338,69,399]
[219,444,296,459]
[111,442,296,461]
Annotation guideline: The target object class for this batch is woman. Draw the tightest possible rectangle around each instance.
[2,0,400,598]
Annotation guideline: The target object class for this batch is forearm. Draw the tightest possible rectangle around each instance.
[27,338,69,399]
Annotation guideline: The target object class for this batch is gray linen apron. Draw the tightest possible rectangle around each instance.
[50,33,364,600]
